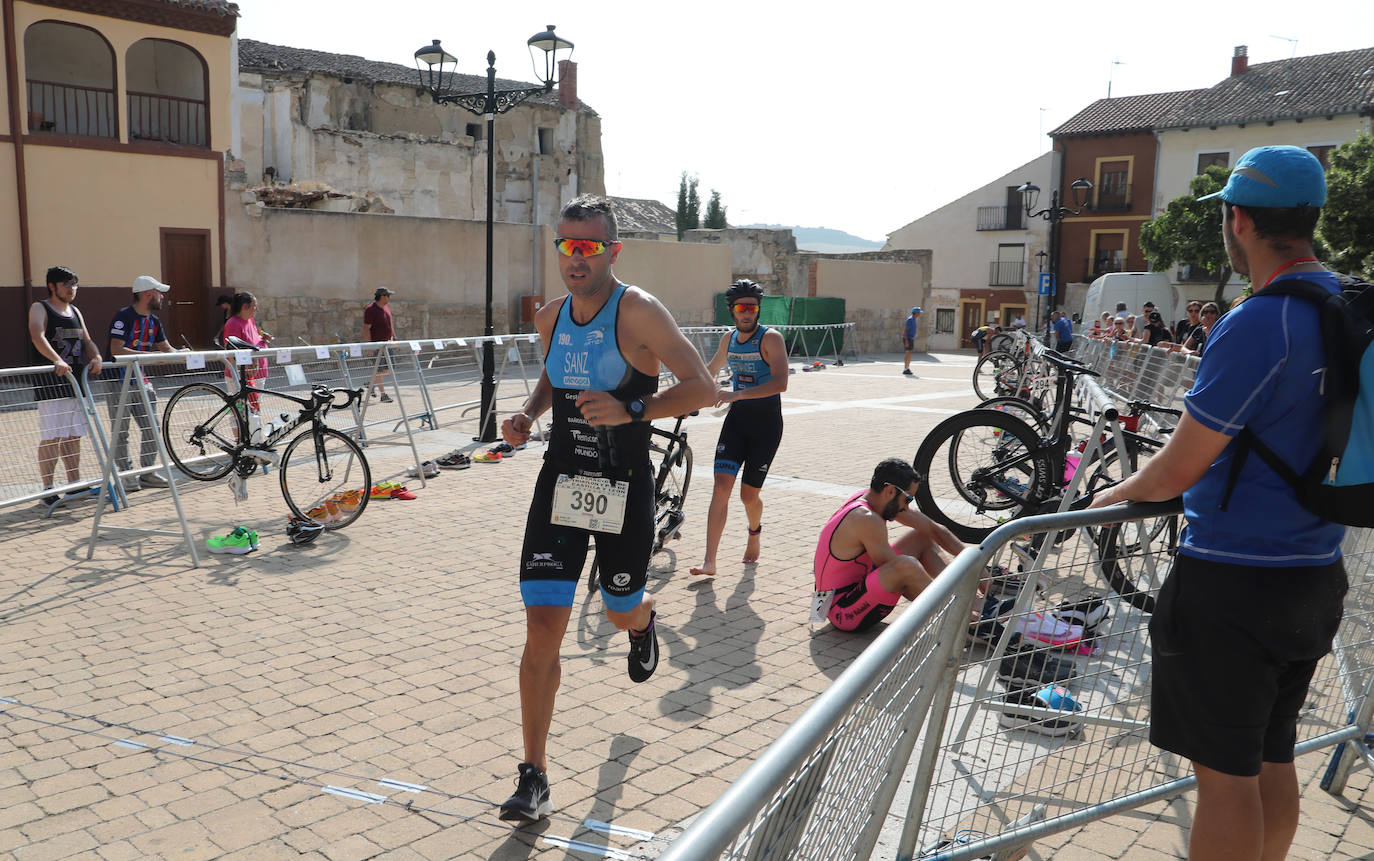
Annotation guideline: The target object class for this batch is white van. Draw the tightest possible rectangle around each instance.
[1081,272,1175,332]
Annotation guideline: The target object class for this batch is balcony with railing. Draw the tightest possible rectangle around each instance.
[1091,186,1133,212]
[1083,255,1127,281]
[988,261,1025,287]
[128,90,208,147]
[26,79,116,138]
[976,206,1025,231]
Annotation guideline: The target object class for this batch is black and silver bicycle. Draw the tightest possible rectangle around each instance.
[160,337,372,530]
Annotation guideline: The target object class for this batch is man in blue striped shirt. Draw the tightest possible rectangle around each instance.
[106,276,178,492]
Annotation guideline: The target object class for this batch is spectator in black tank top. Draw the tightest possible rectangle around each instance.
[27,266,102,504]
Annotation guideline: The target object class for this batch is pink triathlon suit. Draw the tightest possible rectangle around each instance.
[815,490,904,632]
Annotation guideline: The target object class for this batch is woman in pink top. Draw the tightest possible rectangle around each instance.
[222,291,272,411]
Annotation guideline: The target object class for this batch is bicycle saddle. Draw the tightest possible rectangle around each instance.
[1041,351,1097,376]
[222,336,259,352]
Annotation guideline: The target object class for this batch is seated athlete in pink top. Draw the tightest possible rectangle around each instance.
[814,458,966,632]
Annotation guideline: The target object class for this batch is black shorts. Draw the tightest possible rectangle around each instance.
[518,461,655,613]
[713,404,783,488]
[902,336,915,351]
[1149,553,1346,776]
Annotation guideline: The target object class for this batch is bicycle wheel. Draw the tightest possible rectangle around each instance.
[977,396,1049,435]
[161,382,242,480]
[653,440,692,553]
[279,427,372,530]
[972,350,1022,401]
[988,332,1014,354]
[914,409,1052,543]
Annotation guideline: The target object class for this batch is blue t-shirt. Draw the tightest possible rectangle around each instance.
[904,315,918,339]
[1179,271,1346,566]
[1053,316,1074,343]
[107,306,167,382]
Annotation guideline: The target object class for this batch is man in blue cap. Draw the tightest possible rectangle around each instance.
[1092,145,1347,860]
[901,306,921,375]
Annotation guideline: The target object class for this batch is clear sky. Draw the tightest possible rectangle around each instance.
[233,0,1374,241]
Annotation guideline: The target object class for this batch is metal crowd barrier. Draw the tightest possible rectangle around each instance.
[664,334,1374,859]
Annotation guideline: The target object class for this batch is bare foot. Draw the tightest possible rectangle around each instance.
[743,528,761,564]
[689,561,717,577]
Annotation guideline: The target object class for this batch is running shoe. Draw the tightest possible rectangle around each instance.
[436,451,472,470]
[998,684,1084,737]
[207,526,255,555]
[1052,596,1110,632]
[997,635,1078,689]
[498,762,552,823]
[406,460,440,478]
[379,393,393,403]
[369,481,400,499]
[1007,612,1085,650]
[902,368,914,376]
[389,485,417,500]
[627,611,659,683]
[491,442,516,456]
[474,450,502,464]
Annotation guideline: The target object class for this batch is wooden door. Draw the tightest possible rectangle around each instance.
[959,300,985,348]
[160,229,210,347]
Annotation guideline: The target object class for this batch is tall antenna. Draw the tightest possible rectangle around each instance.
[1107,59,1126,98]
[1270,35,1298,58]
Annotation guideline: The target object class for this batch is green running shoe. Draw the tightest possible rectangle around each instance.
[207,526,255,555]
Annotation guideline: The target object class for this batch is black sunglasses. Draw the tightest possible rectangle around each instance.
[886,482,916,504]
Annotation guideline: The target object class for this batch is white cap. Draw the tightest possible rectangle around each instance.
[133,275,170,293]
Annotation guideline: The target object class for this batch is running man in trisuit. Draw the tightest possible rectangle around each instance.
[498,195,714,824]
[690,279,788,577]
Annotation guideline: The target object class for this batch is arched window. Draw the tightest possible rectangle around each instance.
[126,39,208,147]
[23,21,117,138]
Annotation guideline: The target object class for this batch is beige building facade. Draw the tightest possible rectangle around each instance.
[1,0,237,363]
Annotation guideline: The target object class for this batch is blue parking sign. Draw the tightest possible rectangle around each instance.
[1037,273,1053,295]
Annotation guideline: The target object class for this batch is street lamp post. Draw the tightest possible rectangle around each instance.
[415,26,574,442]
[1017,177,1092,322]
[1034,249,1048,341]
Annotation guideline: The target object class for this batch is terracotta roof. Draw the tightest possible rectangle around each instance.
[238,39,589,114]
[1050,90,1207,137]
[1155,47,1374,129]
[609,197,677,234]
[159,0,238,14]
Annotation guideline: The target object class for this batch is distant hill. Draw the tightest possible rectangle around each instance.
[742,223,884,254]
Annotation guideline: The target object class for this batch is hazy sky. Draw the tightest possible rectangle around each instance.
[233,0,1374,241]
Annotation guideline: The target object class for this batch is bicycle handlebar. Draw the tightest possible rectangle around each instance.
[1127,399,1182,418]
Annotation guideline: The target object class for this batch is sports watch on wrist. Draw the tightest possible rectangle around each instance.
[626,398,647,423]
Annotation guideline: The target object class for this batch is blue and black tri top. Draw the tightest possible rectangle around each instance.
[726,325,780,412]
[543,283,659,477]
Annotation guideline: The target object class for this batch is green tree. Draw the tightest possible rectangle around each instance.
[675,172,700,239]
[1138,165,1234,307]
[703,189,728,228]
[1318,133,1374,281]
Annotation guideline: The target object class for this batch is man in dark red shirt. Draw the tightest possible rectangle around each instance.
[362,287,395,402]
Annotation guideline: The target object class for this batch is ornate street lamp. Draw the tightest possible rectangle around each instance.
[1017,177,1092,316]
[415,26,574,441]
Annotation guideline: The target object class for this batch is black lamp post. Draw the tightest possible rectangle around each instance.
[1017,176,1092,318]
[415,26,574,442]
[1034,249,1048,340]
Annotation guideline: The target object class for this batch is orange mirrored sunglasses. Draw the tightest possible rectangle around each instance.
[731,302,760,314]
[553,237,616,257]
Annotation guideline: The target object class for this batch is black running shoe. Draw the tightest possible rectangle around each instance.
[498,762,551,823]
[997,635,1077,688]
[627,611,658,683]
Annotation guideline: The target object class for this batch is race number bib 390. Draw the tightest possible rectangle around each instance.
[551,474,628,534]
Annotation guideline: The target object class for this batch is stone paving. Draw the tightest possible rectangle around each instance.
[0,351,1370,860]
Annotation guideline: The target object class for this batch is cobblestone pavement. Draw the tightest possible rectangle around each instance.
[0,351,1370,860]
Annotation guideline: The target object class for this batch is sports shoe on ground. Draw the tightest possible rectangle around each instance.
[406,460,440,478]
[491,442,515,456]
[997,634,1078,689]
[141,471,170,488]
[245,527,260,550]
[1007,612,1085,650]
[903,368,914,376]
[998,684,1084,737]
[498,762,552,823]
[207,526,255,555]
[970,594,1017,645]
[627,611,659,683]
[474,450,502,464]
[436,451,472,470]
[1052,596,1110,632]
[379,393,393,403]
[369,481,399,499]
[121,478,142,493]
[389,485,417,500]
[40,487,58,506]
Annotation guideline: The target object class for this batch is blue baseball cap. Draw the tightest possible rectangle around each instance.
[911,306,922,314]
[1198,145,1326,208]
